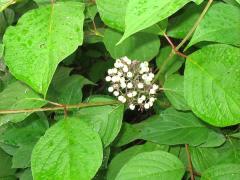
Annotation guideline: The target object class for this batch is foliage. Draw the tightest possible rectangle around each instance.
[0,0,239,180]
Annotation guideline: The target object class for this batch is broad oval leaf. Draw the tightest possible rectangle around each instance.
[76,96,124,147]
[3,2,85,95]
[31,117,103,180]
[115,150,185,180]
[104,28,160,61]
[187,3,240,48]
[135,108,211,146]
[119,0,198,43]
[184,44,240,127]
[107,142,168,180]
[201,164,240,180]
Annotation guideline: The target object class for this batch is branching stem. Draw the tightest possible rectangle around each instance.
[154,0,213,82]
[0,101,120,115]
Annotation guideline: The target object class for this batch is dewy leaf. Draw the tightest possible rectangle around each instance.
[115,150,185,180]
[31,117,103,180]
[96,0,129,31]
[3,2,85,95]
[184,44,240,127]
[76,96,124,147]
[0,81,47,126]
[163,74,190,111]
[187,3,240,48]
[104,28,160,61]
[119,0,198,44]
[201,164,240,180]
[135,108,211,146]
[107,142,168,180]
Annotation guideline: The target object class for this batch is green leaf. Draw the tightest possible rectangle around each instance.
[0,113,48,146]
[187,3,240,48]
[0,0,17,12]
[96,0,129,31]
[103,28,160,61]
[88,59,114,83]
[85,4,98,20]
[115,150,185,180]
[0,148,16,179]
[12,143,35,168]
[119,0,198,44]
[3,2,85,95]
[20,168,32,180]
[34,0,84,6]
[199,130,226,147]
[0,43,3,58]
[216,140,240,164]
[107,142,168,180]
[48,67,94,104]
[201,164,240,180]
[163,74,190,111]
[76,96,124,147]
[135,108,211,146]
[184,44,240,127]
[167,3,203,39]
[0,82,47,126]
[0,113,48,168]
[113,123,140,147]
[190,147,219,173]
[230,132,240,139]
[31,117,103,180]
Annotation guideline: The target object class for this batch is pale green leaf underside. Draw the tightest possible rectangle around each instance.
[115,150,185,180]
[187,3,240,48]
[31,117,103,180]
[0,81,47,126]
[3,2,85,95]
[119,0,198,44]
[184,44,240,127]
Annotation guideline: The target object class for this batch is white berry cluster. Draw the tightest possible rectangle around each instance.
[105,57,159,111]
